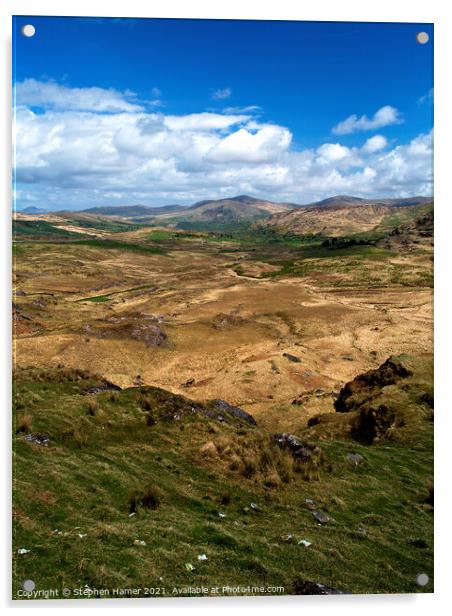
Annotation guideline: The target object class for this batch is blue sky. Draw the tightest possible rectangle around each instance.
[13,16,434,210]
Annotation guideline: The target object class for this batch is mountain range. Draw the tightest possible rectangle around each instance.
[16,194,433,235]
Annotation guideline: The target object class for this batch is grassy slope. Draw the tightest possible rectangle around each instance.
[13,359,433,598]
[13,220,86,239]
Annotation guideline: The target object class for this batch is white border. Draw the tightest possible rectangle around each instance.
[1,1,451,614]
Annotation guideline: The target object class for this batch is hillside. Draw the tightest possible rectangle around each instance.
[80,204,185,218]
[302,195,431,209]
[13,355,433,596]
[262,198,433,238]
[154,195,296,229]
[378,208,434,250]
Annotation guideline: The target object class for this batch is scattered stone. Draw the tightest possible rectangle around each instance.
[184,563,195,572]
[182,378,195,388]
[17,548,30,555]
[282,534,294,543]
[283,353,301,363]
[298,539,312,547]
[24,432,50,447]
[312,511,330,524]
[270,361,280,374]
[347,452,365,466]
[304,499,316,510]
[218,512,227,518]
[197,554,207,561]
[250,502,259,511]
[133,539,146,546]
[85,379,121,394]
[293,579,344,595]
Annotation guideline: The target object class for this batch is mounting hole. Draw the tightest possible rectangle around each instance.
[416,573,429,587]
[416,32,429,45]
[21,24,36,38]
[22,579,35,591]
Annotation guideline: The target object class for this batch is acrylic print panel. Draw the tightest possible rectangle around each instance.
[12,16,433,600]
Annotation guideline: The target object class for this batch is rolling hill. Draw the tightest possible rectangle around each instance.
[261,196,433,237]
[80,204,185,217]
[156,195,297,227]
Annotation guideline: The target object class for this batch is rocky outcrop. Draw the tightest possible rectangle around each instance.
[334,357,412,413]
[293,579,345,595]
[273,433,319,462]
[209,399,257,426]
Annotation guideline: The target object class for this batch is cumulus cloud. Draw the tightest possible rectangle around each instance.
[332,105,403,135]
[15,78,143,113]
[362,134,388,153]
[316,143,352,163]
[13,80,432,209]
[207,124,292,163]
[211,87,232,100]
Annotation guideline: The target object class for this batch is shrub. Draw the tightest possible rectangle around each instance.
[73,429,88,449]
[129,484,163,513]
[16,414,33,434]
[241,457,258,479]
[138,394,152,412]
[86,399,99,416]
[263,471,281,488]
[220,492,231,506]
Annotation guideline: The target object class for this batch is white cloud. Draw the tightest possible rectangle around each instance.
[362,134,388,153]
[418,88,433,105]
[13,80,432,209]
[15,78,143,113]
[316,143,351,162]
[207,124,292,163]
[211,87,232,100]
[223,105,262,114]
[164,112,249,131]
[332,105,403,135]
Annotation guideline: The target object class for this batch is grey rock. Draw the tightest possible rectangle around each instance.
[347,452,365,465]
[293,579,345,595]
[212,399,257,426]
[312,510,330,524]
[273,433,315,462]
[24,432,50,447]
[283,353,301,363]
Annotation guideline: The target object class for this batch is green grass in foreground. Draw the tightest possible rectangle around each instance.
[12,361,433,599]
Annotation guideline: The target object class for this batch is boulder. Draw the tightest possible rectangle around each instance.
[211,399,257,426]
[283,353,301,363]
[293,579,344,595]
[273,433,317,462]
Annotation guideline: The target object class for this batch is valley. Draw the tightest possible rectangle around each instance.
[12,195,434,596]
